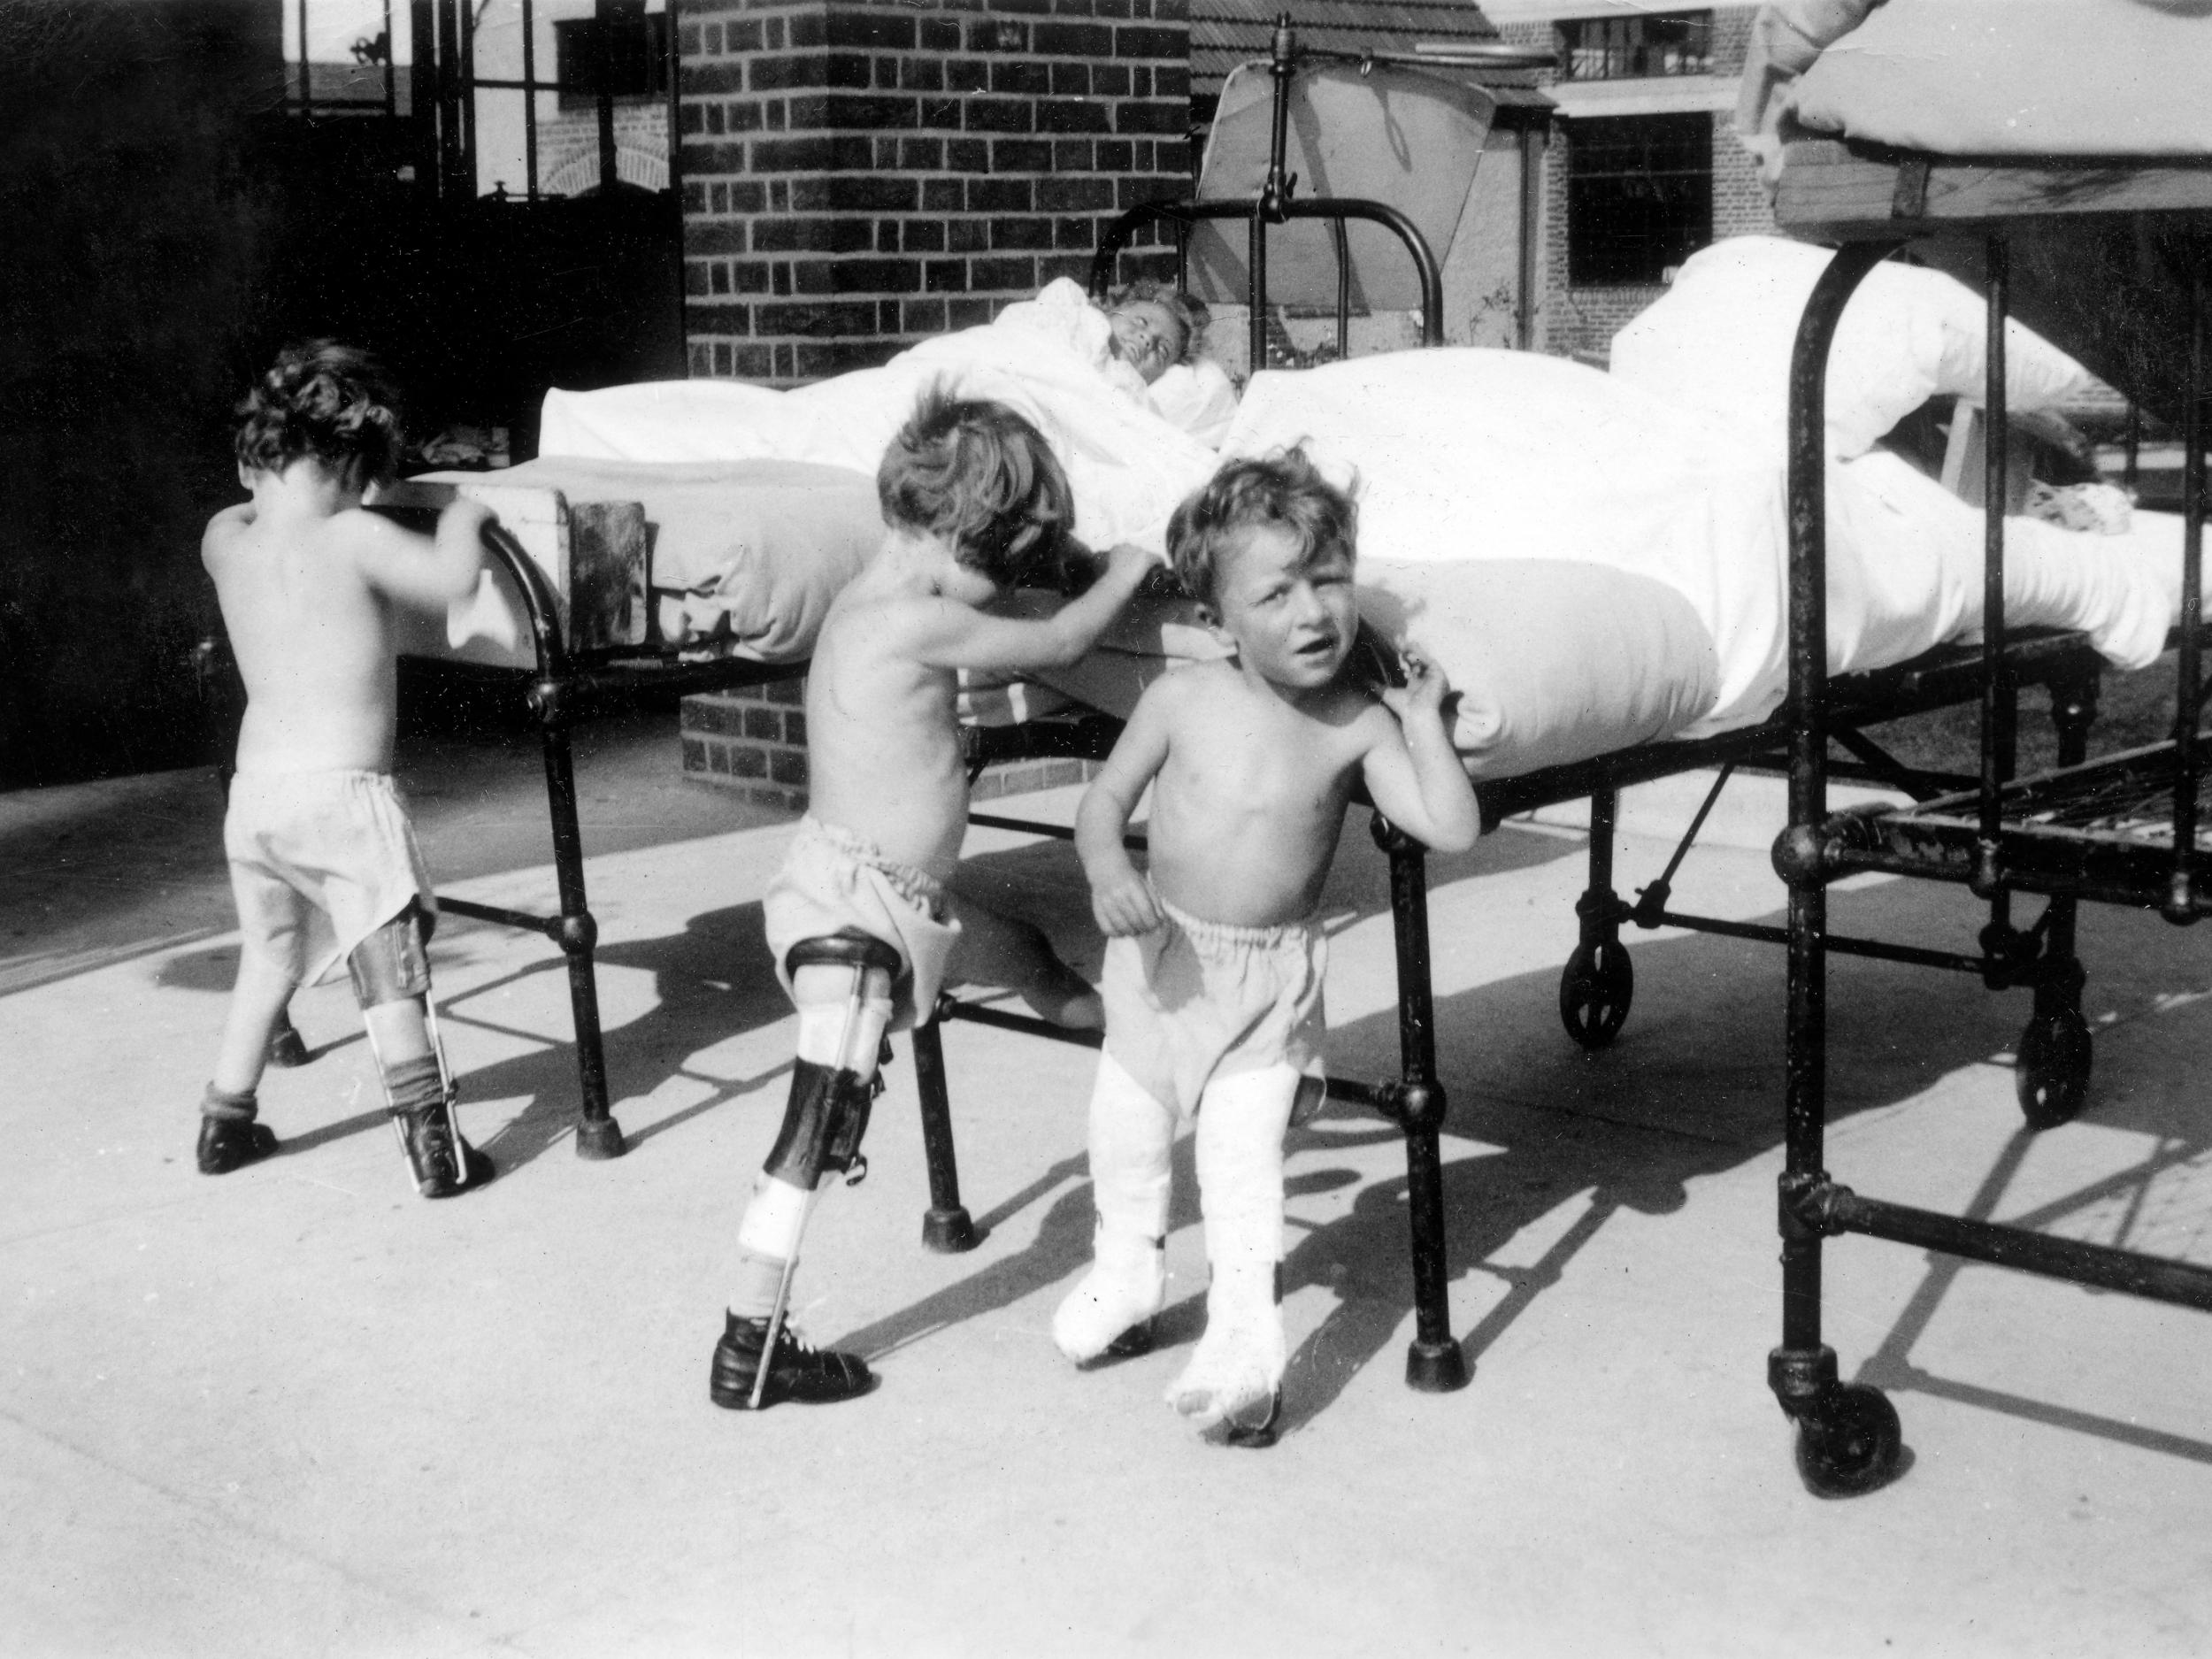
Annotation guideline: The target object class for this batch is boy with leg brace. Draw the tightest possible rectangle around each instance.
[1057,447,1480,1443]
[712,386,1161,1409]
[196,341,495,1198]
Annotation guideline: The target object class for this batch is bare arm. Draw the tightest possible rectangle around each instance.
[1076,682,1172,936]
[910,541,1157,676]
[351,497,494,614]
[1358,649,1480,854]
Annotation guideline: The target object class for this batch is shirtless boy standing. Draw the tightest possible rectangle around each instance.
[197,341,495,1199]
[711,386,1157,1410]
[1057,446,1480,1443]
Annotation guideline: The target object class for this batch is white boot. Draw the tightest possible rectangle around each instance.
[1054,1051,1175,1363]
[1168,1064,1298,1441]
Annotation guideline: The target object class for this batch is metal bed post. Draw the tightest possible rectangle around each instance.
[1371,816,1468,1392]
[907,1016,980,1252]
[433,522,628,1158]
[1973,235,2015,905]
[1768,240,1905,1497]
[2167,267,2206,924]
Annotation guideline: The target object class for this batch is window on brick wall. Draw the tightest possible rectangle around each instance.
[555,4,669,110]
[1566,113,1710,287]
[1557,12,1712,81]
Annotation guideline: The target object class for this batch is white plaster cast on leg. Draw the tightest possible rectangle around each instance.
[1168,1063,1298,1429]
[1053,1048,1175,1363]
[736,1174,812,1260]
[791,963,893,1072]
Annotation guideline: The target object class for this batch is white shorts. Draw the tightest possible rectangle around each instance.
[1100,895,1327,1118]
[762,816,962,1030]
[224,770,437,987]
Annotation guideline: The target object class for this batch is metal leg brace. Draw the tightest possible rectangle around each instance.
[752,933,902,1407]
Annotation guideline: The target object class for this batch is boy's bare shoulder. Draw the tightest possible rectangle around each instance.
[201,502,256,564]
[1333,681,1400,740]
[821,580,934,649]
[1160,657,1239,696]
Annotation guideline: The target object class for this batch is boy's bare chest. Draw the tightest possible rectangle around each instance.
[1169,706,1358,814]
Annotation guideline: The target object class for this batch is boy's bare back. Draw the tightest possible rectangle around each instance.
[804,527,1157,882]
[803,556,978,881]
[205,465,488,777]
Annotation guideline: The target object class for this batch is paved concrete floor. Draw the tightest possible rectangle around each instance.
[5,714,2212,1658]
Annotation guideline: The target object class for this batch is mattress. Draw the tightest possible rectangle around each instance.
[414,456,883,664]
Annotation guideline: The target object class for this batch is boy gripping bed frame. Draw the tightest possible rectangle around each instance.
[710,390,1478,1440]
[198,342,495,1201]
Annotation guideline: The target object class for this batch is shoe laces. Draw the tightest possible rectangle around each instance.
[409,1108,456,1169]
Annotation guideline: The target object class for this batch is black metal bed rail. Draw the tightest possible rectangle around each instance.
[1794,1179,2212,1315]
[1086,15,1449,367]
[427,516,806,1161]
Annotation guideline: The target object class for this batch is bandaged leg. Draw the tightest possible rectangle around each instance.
[350,904,488,1200]
[1168,1063,1300,1443]
[1053,1049,1173,1363]
[715,934,896,1410]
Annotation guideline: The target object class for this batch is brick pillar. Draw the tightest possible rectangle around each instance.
[675,0,1191,386]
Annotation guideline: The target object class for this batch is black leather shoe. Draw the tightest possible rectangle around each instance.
[710,1313,876,1409]
[196,1116,278,1175]
[394,1105,493,1199]
[265,1015,310,1069]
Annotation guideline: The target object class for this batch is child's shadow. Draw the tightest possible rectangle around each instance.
[433,900,800,1170]
[150,910,799,1176]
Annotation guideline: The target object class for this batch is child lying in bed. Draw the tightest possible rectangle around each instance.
[710,385,1160,1411]
[1056,446,1480,1444]
[196,341,495,1199]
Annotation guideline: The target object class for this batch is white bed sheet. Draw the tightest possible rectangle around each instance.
[1218,349,2181,737]
[541,279,1217,554]
[541,334,2185,745]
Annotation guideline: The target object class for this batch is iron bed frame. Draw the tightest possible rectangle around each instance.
[1748,150,2212,1497]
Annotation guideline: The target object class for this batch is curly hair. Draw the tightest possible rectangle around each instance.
[233,340,403,488]
[1166,444,1357,607]
[877,383,1076,588]
[1105,280,1207,368]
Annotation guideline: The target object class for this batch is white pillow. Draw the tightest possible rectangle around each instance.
[1609,235,2093,460]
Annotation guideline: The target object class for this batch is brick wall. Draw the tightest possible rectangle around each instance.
[682,678,1100,810]
[1499,5,1775,364]
[674,0,1192,386]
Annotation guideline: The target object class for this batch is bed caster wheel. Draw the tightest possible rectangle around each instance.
[1559,940,1633,1049]
[1793,1383,1903,1500]
[2016,1006,2092,1131]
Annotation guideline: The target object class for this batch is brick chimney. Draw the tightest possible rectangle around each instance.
[677,0,1193,385]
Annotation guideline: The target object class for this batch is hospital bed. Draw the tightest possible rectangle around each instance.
[893,19,2184,1408]
[1728,0,2212,1496]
